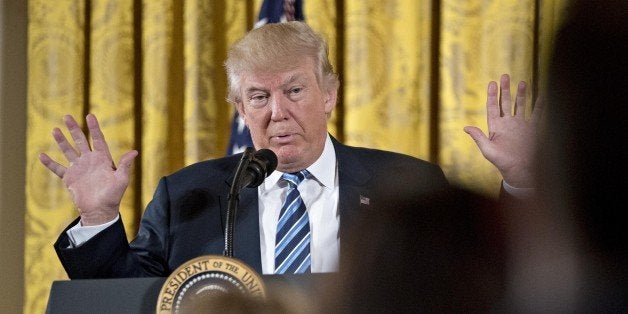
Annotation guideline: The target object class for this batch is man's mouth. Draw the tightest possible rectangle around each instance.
[271,133,295,144]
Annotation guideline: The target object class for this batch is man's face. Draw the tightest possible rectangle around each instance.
[236,58,336,173]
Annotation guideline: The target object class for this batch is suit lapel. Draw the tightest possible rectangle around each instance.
[332,137,372,240]
[235,187,262,272]
[220,163,263,274]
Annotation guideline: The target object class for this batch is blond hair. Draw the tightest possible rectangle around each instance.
[224,21,339,104]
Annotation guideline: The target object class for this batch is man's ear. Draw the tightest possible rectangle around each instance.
[324,88,338,115]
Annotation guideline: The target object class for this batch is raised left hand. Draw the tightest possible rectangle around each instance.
[464,74,543,188]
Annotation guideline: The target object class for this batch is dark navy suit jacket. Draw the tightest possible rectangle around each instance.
[54,137,448,279]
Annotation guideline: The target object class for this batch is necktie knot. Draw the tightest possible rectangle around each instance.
[282,170,309,187]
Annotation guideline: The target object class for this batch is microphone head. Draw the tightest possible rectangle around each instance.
[255,148,278,175]
[245,149,278,188]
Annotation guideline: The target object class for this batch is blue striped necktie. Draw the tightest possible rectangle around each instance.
[274,170,311,274]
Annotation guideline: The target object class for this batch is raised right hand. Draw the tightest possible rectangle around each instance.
[39,114,138,226]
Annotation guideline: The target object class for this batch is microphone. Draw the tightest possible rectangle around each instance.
[238,148,278,189]
[224,147,277,257]
[161,148,277,305]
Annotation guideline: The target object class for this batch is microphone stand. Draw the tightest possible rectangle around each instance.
[158,147,272,306]
[224,147,255,258]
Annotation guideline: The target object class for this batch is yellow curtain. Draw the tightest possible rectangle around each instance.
[342,0,434,158]
[25,0,565,312]
[438,0,536,193]
[26,2,87,312]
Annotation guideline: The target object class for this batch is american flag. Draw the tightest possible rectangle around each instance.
[226,0,305,155]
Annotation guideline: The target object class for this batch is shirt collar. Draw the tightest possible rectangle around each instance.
[263,134,337,190]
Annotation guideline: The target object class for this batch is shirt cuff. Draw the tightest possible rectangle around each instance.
[66,215,120,248]
[502,180,535,199]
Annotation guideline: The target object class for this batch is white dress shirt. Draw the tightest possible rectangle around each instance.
[259,135,340,274]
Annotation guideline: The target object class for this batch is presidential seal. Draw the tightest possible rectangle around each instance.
[156,255,266,313]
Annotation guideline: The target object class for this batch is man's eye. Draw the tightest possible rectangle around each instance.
[286,86,305,101]
[248,94,268,108]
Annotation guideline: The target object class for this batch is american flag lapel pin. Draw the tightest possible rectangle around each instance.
[359,195,370,205]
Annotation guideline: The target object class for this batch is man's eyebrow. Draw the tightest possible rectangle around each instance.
[244,86,267,94]
[243,73,308,94]
[281,73,306,88]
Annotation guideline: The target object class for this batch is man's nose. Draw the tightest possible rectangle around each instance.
[270,94,288,121]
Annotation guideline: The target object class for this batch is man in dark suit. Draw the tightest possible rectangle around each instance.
[40,21,535,278]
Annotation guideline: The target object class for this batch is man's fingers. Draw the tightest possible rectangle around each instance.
[64,115,92,154]
[531,95,545,125]
[464,126,490,148]
[486,81,499,136]
[38,153,66,178]
[86,114,114,162]
[115,150,138,177]
[514,80,527,117]
[52,127,79,162]
[499,74,512,116]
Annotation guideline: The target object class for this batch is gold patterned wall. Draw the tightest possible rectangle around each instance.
[343,0,434,159]
[25,0,565,312]
[26,1,86,312]
[438,0,535,193]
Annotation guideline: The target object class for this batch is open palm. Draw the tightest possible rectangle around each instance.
[39,114,137,225]
[464,74,542,188]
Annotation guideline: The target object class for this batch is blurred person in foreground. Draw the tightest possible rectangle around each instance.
[320,185,508,313]
[512,0,628,312]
